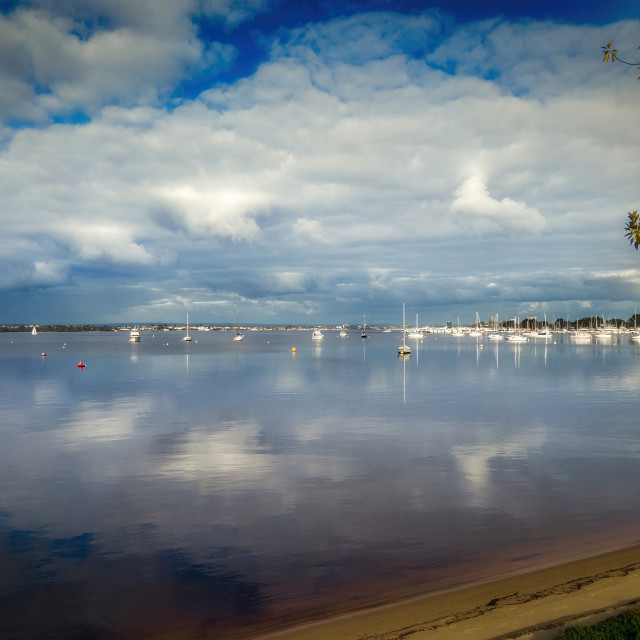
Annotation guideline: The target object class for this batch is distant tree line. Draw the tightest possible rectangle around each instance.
[0,325,117,332]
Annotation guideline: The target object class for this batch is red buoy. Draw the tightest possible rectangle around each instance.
[77,361,86,368]
[41,352,46,357]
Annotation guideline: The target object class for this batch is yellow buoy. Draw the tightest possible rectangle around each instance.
[291,347,296,352]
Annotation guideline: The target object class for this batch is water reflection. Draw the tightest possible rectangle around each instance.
[3,331,640,639]
[513,343,521,368]
[400,352,408,403]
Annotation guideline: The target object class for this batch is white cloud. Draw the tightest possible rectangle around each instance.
[0,1,234,123]
[450,174,547,234]
[427,18,640,97]
[0,9,639,323]
[292,217,335,245]
[200,0,271,26]
[0,258,69,290]
[64,226,158,266]
[157,184,265,240]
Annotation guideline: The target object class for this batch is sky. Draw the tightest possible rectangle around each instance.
[0,0,639,327]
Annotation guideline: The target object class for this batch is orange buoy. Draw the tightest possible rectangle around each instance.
[77,361,86,368]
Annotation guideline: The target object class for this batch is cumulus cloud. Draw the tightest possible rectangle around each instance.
[157,185,264,241]
[64,226,158,266]
[0,0,236,124]
[292,217,336,245]
[0,258,69,290]
[427,18,640,97]
[450,174,547,234]
[200,0,272,26]
[0,6,639,323]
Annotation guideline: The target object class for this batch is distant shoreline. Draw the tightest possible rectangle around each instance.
[5,316,637,334]
[0,325,390,332]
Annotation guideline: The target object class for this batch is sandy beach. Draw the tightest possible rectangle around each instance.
[245,544,640,640]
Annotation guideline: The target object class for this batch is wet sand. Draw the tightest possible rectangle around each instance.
[247,544,640,640]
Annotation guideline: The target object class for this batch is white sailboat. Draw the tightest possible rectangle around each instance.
[182,313,192,341]
[505,317,527,342]
[407,314,422,339]
[570,317,591,342]
[594,315,613,339]
[450,316,464,336]
[361,315,368,339]
[488,314,503,340]
[532,314,552,339]
[398,303,411,356]
[468,312,482,337]
[233,307,244,342]
[632,310,640,341]
[31,326,37,335]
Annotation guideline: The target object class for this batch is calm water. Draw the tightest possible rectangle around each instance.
[2,329,640,639]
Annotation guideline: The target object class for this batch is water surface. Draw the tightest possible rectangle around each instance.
[2,330,640,639]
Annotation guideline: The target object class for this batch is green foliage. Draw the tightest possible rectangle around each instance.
[625,211,640,249]
[0,325,116,332]
[602,41,639,249]
[555,607,640,638]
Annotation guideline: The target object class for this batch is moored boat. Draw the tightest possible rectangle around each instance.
[398,303,412,356]
[570,330,591,342]
[233,307,244,342]
[361,315,368,339]
[182,313,192,341]
[407,314,422,339]
[468,312,482,337]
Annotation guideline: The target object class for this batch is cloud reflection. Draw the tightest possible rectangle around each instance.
[452,423,549,499]
[57,398,154,445]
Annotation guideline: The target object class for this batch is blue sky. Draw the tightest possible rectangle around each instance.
[0,1,639,326]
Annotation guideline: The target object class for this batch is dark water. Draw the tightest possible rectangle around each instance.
[2,329,640,639]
